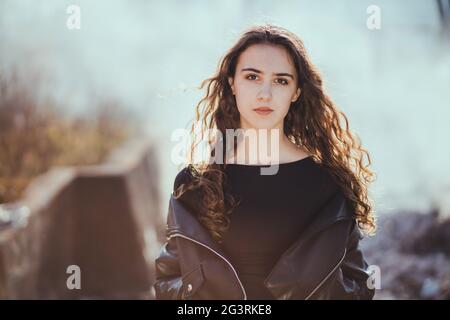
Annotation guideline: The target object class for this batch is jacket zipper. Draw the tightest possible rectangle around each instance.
[168,232,247,300]
[304,247,347,300]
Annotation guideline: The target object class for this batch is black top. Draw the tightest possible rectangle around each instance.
[173,156,340,300]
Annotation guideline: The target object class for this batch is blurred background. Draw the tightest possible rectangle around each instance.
[0,0,449,299]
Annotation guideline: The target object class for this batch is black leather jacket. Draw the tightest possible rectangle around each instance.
[154,190,375,300]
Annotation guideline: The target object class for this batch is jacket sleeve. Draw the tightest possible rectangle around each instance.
[314,220,375,300]
[153,235,184,300]
[153,167,192,300]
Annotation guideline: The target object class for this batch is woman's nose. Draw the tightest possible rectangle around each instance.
[257,83,272,101]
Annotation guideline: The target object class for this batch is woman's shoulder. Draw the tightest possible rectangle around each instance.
[173,165,204,214]
[173,164,201,190]
[307,159,343,198]
[173,165,195,192]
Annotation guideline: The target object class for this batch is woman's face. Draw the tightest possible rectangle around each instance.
[228,44,301,131]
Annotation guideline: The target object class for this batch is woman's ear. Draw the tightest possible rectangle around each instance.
[292,87,301,102]
[228,77,235,95]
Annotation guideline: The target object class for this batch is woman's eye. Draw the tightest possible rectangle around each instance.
[245,74,258,81]
[275,78,289,85]
[245,75,288,85]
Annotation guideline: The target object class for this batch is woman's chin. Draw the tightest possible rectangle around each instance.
[245,120,280,131]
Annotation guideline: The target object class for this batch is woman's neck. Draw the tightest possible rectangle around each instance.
[226,128,309,165]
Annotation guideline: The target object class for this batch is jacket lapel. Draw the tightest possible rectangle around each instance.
[294,191,352,244]
[166,195,229,258]
[264,191,354,299]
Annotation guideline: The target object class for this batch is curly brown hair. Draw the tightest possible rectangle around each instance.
[174,24,376,244]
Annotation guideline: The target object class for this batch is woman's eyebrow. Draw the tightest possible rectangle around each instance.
[240,67,294,79]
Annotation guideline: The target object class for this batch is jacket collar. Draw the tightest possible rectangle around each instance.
[292,190,352,246]
[166,194,228,257]
[263,191,354,299]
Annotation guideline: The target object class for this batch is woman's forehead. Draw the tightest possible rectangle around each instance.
[236,44,296,76]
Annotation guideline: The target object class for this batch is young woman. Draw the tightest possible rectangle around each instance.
[154,24,376,300]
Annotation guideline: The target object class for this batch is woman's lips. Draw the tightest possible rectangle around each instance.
[253,108,274,116]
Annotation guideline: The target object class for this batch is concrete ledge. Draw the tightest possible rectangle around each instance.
[0,138,163,299]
